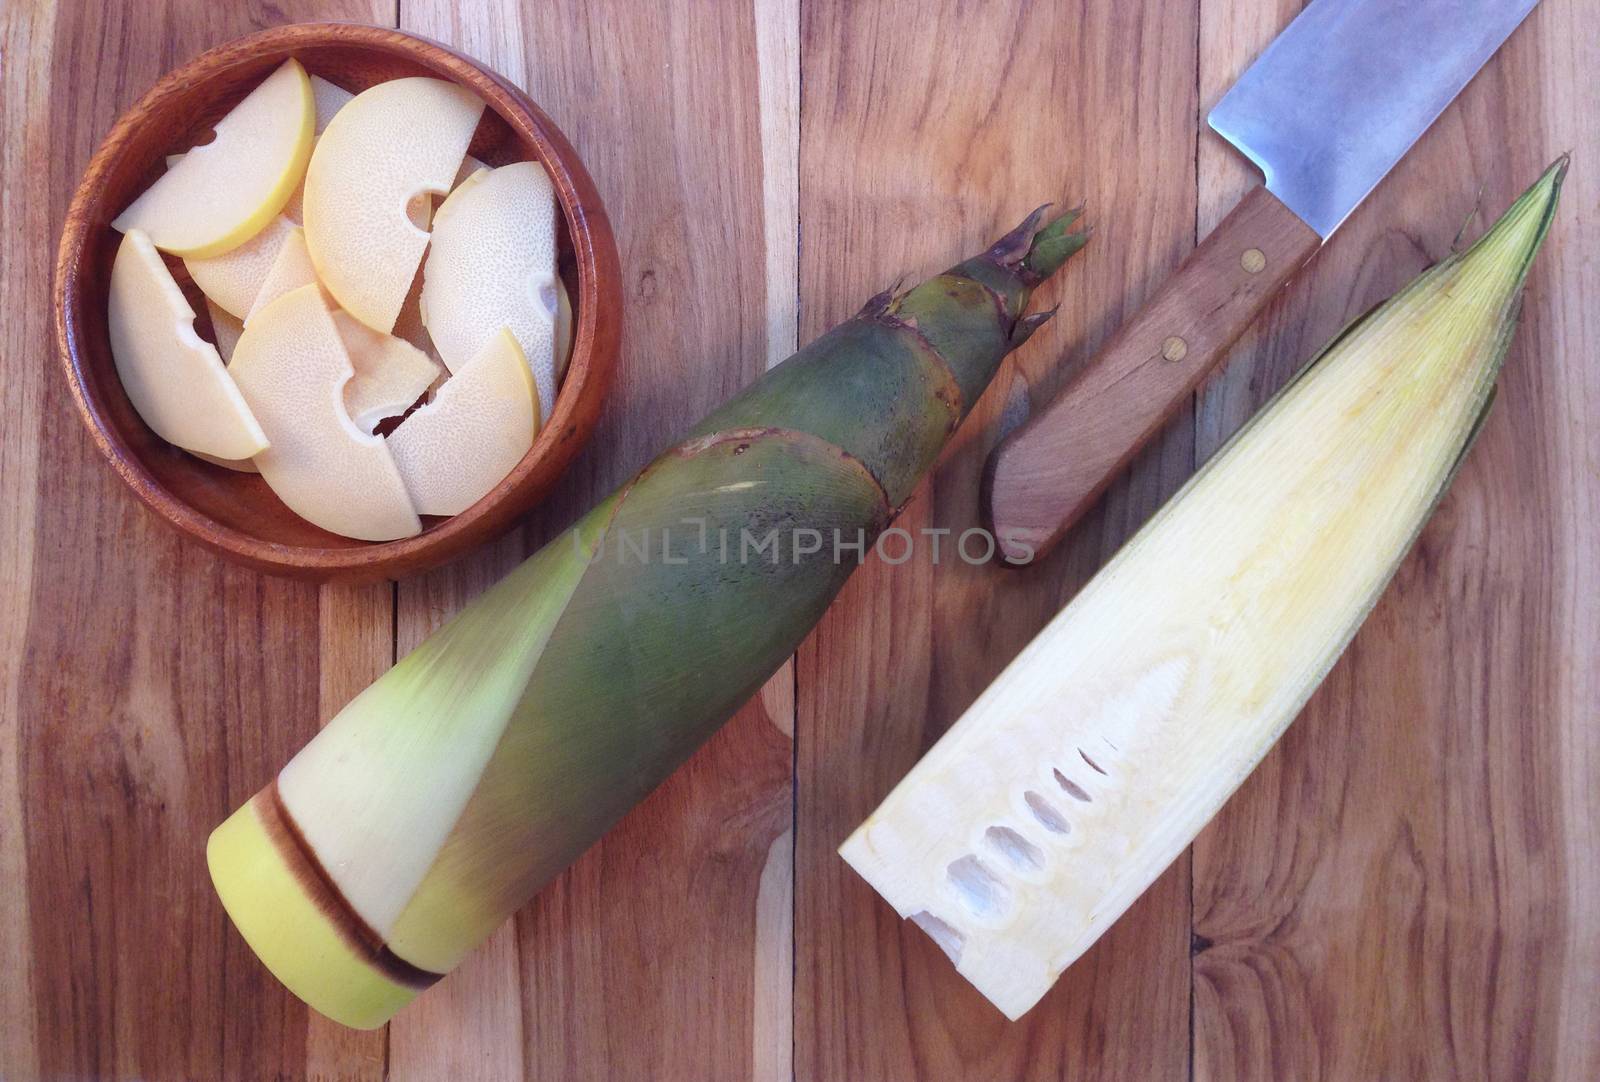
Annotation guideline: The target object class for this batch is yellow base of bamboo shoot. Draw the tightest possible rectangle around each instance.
[208,795,420,1029]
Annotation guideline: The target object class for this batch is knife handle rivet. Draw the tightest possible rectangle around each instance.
[1161,336,1189,363]
[1241,248,1267,274]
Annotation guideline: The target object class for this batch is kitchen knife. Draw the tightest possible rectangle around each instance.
[982,0,1541,564]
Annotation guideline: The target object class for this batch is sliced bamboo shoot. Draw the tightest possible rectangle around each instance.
[385,328,537,514]
[840,160,1566,1021]
[106,229,267,460]
[285,160,433,232]
[112,59,313,258]
[420,162,560,420]
[309,74,354,132]
[228,284,421,541]
[245,225,324,323]
[554,278,573,379]
[332,310,444,433]
[206,297,244,365]
[184,215,298,319]
[195,294,258,474]
[303,77,484,332]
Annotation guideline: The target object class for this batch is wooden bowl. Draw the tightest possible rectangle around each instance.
[54,23,622,581]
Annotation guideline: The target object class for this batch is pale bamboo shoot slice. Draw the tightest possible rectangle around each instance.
[194,293,258,473]
[286,156,432,232]
[554,278,573,380]
[228,284,421,541]
[385,328,538,515]
[421,162,560,420]
[184,215,297,319]
[303,77,484,332]
[308,74,354,132]
[331,310,443,432]
[245,225,325,323]
[280,75,354,225]
[113,59,313,258]
[106,230,267,459]
[206,297,244,365]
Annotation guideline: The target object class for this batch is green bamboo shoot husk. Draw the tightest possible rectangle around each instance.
[208,206,1088,1028]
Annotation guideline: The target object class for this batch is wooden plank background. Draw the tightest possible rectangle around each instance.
[0,0,1593,1079]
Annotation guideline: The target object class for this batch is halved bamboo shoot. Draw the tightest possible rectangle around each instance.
[840,160,1566,1021]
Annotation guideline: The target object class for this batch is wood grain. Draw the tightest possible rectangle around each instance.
[307,581,393,1081]
[4,1,1597,1080]
[15,403,315,1082]
[984,185,1320,562]
[385,1,798,1078]
[0,2,56,1076]
[752,2,802,1078]
[382,11,533,1073]
[3,3,395,1079]
[1191,2,1600,1080]
[793,2,1199,1078]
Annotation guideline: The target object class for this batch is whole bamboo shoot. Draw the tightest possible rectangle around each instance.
[840,160,1566,1020]
[208,207,1088,1028]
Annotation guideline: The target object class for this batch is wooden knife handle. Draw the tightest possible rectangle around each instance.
[984,186,1321,563]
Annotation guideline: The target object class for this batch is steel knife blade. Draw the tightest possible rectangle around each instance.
[982,0,1542,565]
[1210,0,1541,238]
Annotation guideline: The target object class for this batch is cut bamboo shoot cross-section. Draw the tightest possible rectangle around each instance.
[841,160,1566,1021]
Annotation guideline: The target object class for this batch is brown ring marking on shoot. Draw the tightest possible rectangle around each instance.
[256,782,444,990]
